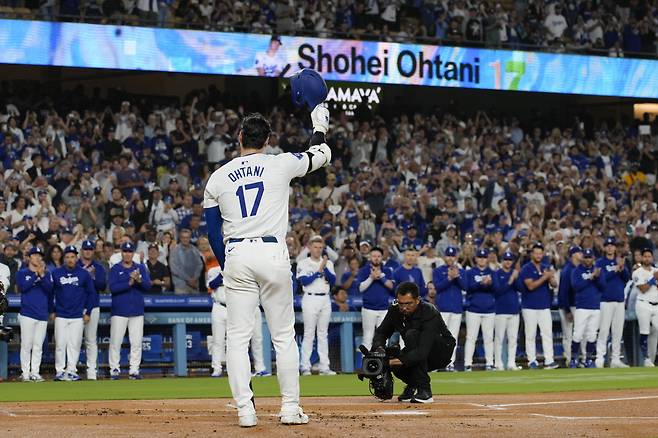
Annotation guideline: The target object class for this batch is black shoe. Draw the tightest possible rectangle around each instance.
[411,388,434,404]
[397,385,416,402]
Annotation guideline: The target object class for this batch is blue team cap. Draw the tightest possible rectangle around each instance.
[81,240,95,251]
[604,237,616,246]
[163,195,174,204]
[28,246,44,256]
[642,247,654,255]
[445,246,458,257]
[582,248,594,258]
[532,242,544,251]
[476,248,488,258]
[63,245,78,255]
[568,245,582,256]
[121,242,136,252]
[502,251,515,261]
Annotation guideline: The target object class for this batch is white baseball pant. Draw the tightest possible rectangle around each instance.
[572,308,600,344]
[223,240,300,419]
[210,302,227,373]
[18,314,48,378]
[522,308,554,364]
[650,325,658,362]
[596,301,625,363]
[83,307,100,378]
[251,308,266,373]
[361,308,388,351]
[494,314,519,369]
[54,317,84,375]
[440,312,461,366]
[109,315,144,375]
[636,299,658,335]
[464,311,494,367]
[558,308,573,363]
[300,294,332,372]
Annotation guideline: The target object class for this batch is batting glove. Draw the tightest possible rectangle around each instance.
[310,104,329,134]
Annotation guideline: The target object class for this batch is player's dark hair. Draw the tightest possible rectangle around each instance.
[240,113,271,149]
[396,281,419,298]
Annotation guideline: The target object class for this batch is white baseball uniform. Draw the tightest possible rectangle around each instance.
[632,266,658,335]
[297,256,335,373]
[204,142,330,420]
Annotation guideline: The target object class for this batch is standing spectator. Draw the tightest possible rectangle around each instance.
[493,251,521,370]
[17,247,53,382]
[464,7,483,42]
[0,244,19,292]
[51,246,95,382]
[108,242,151,380]
[519,243,559,369]
[297,235,336,375]
[146,243,171,293]
[432,246,463,371]
[78,239,107,380]
[331,286,353,312]
[462,249,496,371]
[169,229,203,294]
[356,246,395,350]
[544,4,568,42]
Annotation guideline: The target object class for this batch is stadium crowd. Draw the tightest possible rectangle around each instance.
[1,0,657,58]
[1,80,658,380]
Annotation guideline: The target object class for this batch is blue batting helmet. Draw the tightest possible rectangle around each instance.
[290,68,328,109]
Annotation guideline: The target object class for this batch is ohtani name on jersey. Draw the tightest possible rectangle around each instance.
[228,166,265,182]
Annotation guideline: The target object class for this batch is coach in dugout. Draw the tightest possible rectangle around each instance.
[371,282,455,404]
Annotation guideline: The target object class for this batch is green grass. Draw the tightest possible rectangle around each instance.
[1,368,658,402]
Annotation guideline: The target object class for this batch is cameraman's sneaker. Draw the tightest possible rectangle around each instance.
[411,388,434,404]
[397,385,416,402]
[280,407,309,425]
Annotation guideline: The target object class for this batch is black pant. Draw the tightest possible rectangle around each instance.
[392,329,431,391]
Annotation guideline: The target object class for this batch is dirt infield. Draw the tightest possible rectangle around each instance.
[3,389,658,437]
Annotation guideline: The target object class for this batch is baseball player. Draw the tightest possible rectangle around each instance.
[431,246,463,371]
[519,242,559,369]
[569,248,605,368]
[204,104,331,427]
[52,246,95,381]
[632,247,658,367]
[78,239,107,380]
[462,248,497,371]
[297,235,336,375]
[108,241,151,379]
[356,246,396,351]
[595,237,630,368]
[493,251,522,371]
[557,246,582,364]
[207,261,226,377]
[17,247,53,382]
[393,247,427,297]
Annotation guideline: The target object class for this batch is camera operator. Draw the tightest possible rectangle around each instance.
[371,281,455,403]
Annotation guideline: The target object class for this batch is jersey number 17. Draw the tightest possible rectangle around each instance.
[236,182,264,218]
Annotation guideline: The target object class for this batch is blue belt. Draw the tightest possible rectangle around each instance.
[228,236,278,244]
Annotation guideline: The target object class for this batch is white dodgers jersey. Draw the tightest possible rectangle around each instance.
[204,152,309,241]
[632,266,658,302]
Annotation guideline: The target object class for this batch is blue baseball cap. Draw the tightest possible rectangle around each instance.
[445,246,458,257]
[63,245,78,255]
[121,242,136,252]
[28,246,44,256]
[81,240,95,250]
[532,242,545,251]
[568,245,582,256]
[582,248,594,258]
[604,237,616,246]
[476,248,488,258]
[502,251,515,261]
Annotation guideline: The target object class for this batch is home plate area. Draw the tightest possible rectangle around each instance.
[3,389,658,437]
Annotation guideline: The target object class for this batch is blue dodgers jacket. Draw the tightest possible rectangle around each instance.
[557,261,576,311]
[109,262,152,317]
[570,265,606,310]
[462,266,497,314]
[17,267,54,321]
[77,259,107,309]
[393,265,427,297]
[519,261,553,310]
[52,265,95,318]
[595,256,630,303]
[494,268,521,315]
[432,265,463,314]
[356,263,395,311]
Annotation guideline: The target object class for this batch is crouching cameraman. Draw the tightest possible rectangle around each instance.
[371,281,455,403]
